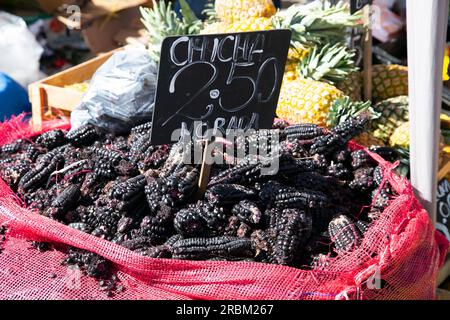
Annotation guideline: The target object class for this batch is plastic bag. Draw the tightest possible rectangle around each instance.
[0,117,447,300]
[70,47,158,134]
[0,11,44,88]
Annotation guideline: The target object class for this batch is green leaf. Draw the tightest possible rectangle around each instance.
[179,0,200,26]
[327,96,379,127]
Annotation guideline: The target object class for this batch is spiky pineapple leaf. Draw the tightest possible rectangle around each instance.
[298,43,358,84]
[202,0,218,23]
[140,0,201,62]
[272,1,362,48]
[327,96,380,128]
[179,0,202,34]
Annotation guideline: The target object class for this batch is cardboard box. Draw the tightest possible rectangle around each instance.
[56,0,150,53]
[81,6,145,53]
[36,0,72,13]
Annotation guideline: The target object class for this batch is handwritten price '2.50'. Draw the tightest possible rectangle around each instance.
[163,58,279,127]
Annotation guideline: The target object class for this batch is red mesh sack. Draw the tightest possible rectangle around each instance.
[0,116,448,300]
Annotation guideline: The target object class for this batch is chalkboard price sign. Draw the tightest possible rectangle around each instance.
[437,178,450,240]
[350,0,373,14]
[150,30,291,145]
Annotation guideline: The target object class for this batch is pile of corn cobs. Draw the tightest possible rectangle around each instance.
[0,117,397,272]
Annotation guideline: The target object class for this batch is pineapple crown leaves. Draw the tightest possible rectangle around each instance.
[179,0,203,34]
[140,0,202,62]
[202,0,218,23]
[297,43,358,84]
[272,1,362,47]
[327,96,381,128]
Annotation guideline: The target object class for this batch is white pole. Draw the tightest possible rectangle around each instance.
[407,0,449,222]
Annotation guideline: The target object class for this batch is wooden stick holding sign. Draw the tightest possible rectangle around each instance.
[351,0,373,101]
[197,140,214,198]
[362,4,373,102]
[439,161,450,181]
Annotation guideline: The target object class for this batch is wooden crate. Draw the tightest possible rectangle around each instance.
[28,48,121,128]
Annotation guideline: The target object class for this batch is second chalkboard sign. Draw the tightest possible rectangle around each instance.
[150,30,291,145]
[437,178,450,241]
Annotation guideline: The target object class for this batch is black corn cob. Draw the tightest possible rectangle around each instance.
[349,167,374,192]
[328,215,362,253]
[172,236,254,260]
[274,209,312,266]
[117,216,135,234]
[259,180,285,208]
[25,144,46,163]
[209,161,262,186]
[331,116,369,142]
[130,121,152,135]
[35,130,66,150]
[139,206,174,243]
[66,124,100,147]
[309,133,345,155]
[174,207,206,237]
[250,229,276,263]
[91,147,124,165]
[274,189,329,209]
[373,166,384,186]
[0,160,30,191]
[1,140,23,154]
[355,220,370,235]
[351,150,375,169]
[206,184,256,206]
[285,124,326,140]
[231,200,262,225]
[46,184,81,218]
[18,154,64,193]
[327,162,352,180]
[108,175,146,201]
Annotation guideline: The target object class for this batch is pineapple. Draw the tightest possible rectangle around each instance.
[277,78,344,126]
[203,1,360,63]
[355,133,385,147]
[392,126,448,175]
[276,44,358,126]
[371,96,409,143]
[443,46,449,81]
[284,44,312,81]
[200,21,226,34]
[201,16,272,34]
[372,64,408,102]
[441,113,450,129]
[336,71,362,102]
[272,2,361,48]
[224,17,273,32]
[140,0,201,61]
[215,0,276,24]
[389,121,410,149]
[285,45,311,75]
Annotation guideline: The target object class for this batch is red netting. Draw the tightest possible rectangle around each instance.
[0,116,447,300]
